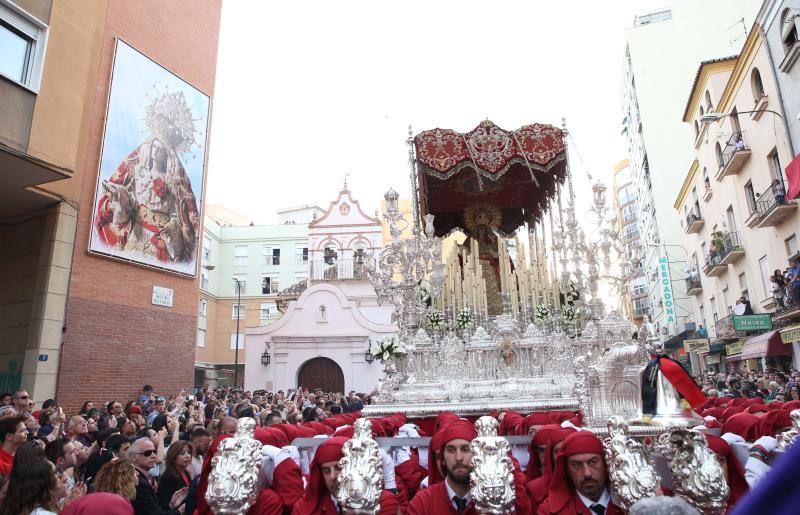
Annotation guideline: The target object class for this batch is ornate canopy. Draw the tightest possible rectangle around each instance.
[414,120,567,236]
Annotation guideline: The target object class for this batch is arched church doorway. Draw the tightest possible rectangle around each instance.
[297,357,345,393]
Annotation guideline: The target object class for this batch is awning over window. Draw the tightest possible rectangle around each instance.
[740,331,792,360]
[786,153,800,200]
[726,353,742,362]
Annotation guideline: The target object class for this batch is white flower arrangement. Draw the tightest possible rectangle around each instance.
[534,305,550,322]
[561,304,579,322]
[427,310,444,330]
[456,309,473,329]
[370,335,406,361]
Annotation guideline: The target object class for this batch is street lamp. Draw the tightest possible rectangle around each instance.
[700,110,783,124]
[364,345,375,364]
[260,349,271,367]
[232,277,242,388]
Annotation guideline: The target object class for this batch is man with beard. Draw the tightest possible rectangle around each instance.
[408,420,479,514]
[538,431,623,515]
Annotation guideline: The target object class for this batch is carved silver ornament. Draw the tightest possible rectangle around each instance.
[470,416,516,514]
[337,418,383,514]
[603,416,660,511]
[657,427,729,514]
[206,417,263,514]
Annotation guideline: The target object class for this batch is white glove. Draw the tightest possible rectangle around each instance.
[704,416,718,425]
[300,450,311,476]
[419,476,429,490]
[721,432,745,446]
[753,435,777,453]
[419,447,429,470]
[561,420,579,431]
[257,445,280,489]
[276,445,300,468]
[394,447,412,466]
[380,448,396,490]
[398,424,420,439]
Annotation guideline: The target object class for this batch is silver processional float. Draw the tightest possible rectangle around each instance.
[207,121,800,514]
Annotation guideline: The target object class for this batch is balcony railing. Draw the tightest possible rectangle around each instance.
[685,205,704,234]
[714,313,746,340]
[633,305,649,318]
[685,275,702,295]
[622,213,637,224]
[623,230,640,243]
[718,231,744,265]
[754,181,796,228]
[773,299,800,322]
[716,131,751,179]
[310,258,373,281]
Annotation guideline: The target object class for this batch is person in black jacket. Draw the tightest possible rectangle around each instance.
[157,440,193,509]
[129,437,183,514]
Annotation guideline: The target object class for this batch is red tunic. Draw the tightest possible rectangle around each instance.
[537,491,624,515]
[395,454,427,501]
[270,459,305,511]
[407,481,477,515]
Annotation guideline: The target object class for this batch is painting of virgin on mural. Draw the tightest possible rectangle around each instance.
[89,39,210,276]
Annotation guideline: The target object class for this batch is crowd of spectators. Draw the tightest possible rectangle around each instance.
[697,368,800,404]
[0,385,372,514]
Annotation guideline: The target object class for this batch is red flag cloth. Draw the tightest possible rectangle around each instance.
[705,435,747,506]
[657,357,706,410]
[786,153,800,200]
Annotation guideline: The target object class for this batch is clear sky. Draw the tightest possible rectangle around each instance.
[206,0,669,223]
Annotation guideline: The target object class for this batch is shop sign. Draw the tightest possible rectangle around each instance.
[732,314,772,331]
[659,256,676,326]
[726,340,744,355]
[781,326,800,344]
[684,338,710,353]
[705,354,721,364]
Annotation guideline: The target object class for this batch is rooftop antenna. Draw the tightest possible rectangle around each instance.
[343,171,349,190]
[727,17,748,46]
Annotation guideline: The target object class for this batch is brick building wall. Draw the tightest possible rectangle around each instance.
[57,0,222,411]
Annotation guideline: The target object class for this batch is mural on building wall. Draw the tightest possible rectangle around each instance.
[89,39,210,276]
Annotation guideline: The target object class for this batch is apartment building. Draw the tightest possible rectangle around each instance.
[676,27,800,373]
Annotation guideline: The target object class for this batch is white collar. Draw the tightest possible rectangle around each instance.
[577,487,610,510]
[444,477,472,509]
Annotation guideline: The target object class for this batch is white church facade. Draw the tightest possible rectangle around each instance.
[243,186,396,393]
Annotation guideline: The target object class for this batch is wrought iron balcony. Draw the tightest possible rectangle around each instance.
[773,299,800,322]
[310,258,373,282]
[714,313,747,340]
[685,275,702,295]
[754,182,796,228]
[715,132,751,180]
[703,253,726,277]
[685,206,704,234]
[703,186,713,202]
[718,231,745,265]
